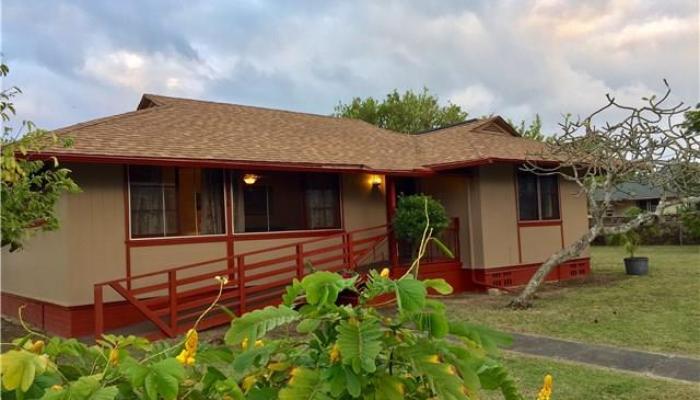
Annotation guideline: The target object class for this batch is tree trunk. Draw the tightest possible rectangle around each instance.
[508,198,700,309]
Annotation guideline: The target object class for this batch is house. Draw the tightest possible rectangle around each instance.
[596,182,680,224]
[1,94,590,338]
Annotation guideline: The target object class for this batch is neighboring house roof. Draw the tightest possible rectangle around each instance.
[594,182,670,202]
[44,94,548,173]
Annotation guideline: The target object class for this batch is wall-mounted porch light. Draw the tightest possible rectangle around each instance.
[369,174,383,189]
[243,174,259,185]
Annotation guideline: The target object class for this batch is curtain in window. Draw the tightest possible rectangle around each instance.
[517,172,539,220]
[199,169,225,234]
[131,184,165,236]
[539,176,560,220]
[305,175,339,229]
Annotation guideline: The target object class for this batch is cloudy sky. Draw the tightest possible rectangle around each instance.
[2,0,698,133]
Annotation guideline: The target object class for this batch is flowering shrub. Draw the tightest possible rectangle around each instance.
[0,266,536,400]
[0,202,550,399]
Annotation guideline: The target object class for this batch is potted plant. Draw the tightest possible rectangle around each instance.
[621,230,649,275]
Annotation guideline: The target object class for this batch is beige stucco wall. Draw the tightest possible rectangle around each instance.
[470,165,520,267]
[1,163,126,306]
[468,165,590,268]
[519,225,562,263]
[419,175,471,267]
[561,180,590,257]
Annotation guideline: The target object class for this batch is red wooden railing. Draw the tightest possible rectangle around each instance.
[397,217,461,264]
[94,224,390,338]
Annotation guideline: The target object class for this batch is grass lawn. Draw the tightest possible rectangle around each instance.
[483,353,700,400]
[445,245,700,355]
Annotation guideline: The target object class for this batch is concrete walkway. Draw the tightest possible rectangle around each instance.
[508,332,700,383]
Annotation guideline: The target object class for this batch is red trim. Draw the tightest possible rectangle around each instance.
[232,229,344,241]
[224,171,235,276]
[123,166,132,288]
[35,152,434,176]
[428,157,562,171]
[385,176,399,268]
[1,292,146,337]
[517,220,562,227]
[512,168,523,263]
[469,257,591,288]
[128,235,228,247]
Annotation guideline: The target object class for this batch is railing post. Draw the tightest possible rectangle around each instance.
[94,284,104,339]
[295,244,304,279]
[237,255,246,315]
[346,233,355,269]
[168,270,177,334]
[453,217,461,261]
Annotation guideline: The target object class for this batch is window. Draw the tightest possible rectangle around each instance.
[517,171,560,221]
[636,199,659,212]
[233,172,340,233]
[129,166,225,238]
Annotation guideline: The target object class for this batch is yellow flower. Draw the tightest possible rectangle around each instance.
[446,364,457,375]
[26,340,45,354]
[50,385,63,391]
[176,329,198,366]
[380,268,390,278]
[537,374,553,400]
[288,367,301,385]
[108,347,119,366]
[176,349,196,366]
[242,375,257,391]
[329,343,341,363]
[184,329,198,353]
[426,354,440,363]
[254,339,264,348]
[241,337,249,350]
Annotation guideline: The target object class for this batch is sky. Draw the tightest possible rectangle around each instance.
[1,0,698,134]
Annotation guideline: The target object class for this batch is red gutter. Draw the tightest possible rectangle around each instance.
[30,152,437,176]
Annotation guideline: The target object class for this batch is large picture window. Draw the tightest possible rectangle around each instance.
[233,172,341,233]
[129,166,225,238]
[517,171,560,221]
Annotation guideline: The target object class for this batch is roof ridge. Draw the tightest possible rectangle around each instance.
[141,93,363,124]
[413,118,482,135]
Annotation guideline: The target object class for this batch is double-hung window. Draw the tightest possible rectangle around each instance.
[129,166,225,238]
[517,171,560,221]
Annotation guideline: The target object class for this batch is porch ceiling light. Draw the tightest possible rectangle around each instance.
[243,174,259,185]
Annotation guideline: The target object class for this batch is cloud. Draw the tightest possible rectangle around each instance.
[2,0,697,135]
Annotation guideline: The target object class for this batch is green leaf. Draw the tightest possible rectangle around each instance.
[119,359,148,388]
[144,359,184,400]
[372,375,405,400]
[40,376,118,400]
[416,310,449,338]
[449,322,512,355]
[423,278,453,295]
[282,278,304,307]
[429,237,454,259]
[301,271,356,307]
[336,319,383,374]
[395,278,426,314]
[296,318,321,333]
[224,305,299,345]
[278,368,331,400]
[0,350,50,392]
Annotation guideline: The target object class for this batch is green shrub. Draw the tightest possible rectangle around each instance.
[392,194,449,248]
[0,270,525,400]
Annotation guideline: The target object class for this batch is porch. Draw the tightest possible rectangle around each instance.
[93,218,463,338]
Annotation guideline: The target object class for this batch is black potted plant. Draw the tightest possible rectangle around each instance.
[622,230,649,275]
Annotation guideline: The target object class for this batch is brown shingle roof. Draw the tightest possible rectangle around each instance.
[46,94,549,172]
